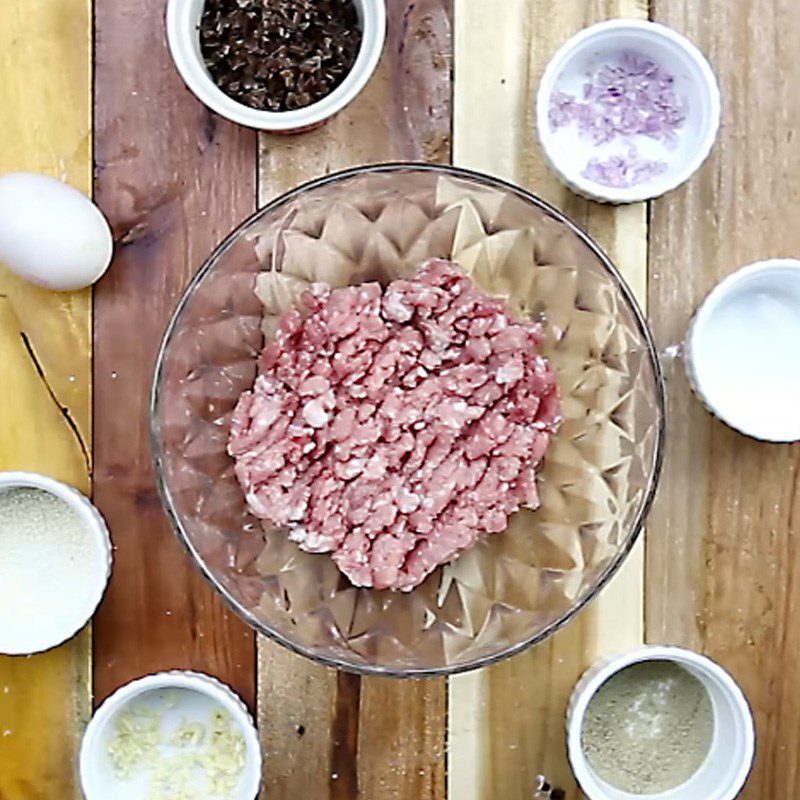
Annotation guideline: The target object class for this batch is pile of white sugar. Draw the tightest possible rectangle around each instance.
[0,487,105,653]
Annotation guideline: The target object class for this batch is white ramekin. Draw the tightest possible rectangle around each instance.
[536,19,721,203]
[567,646,755,800]
[166,0,386,132]
[685,258,800,442]
[0,471,112,656]
[80,670,262,800]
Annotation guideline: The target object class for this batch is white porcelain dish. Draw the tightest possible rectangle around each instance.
[80,670,262,800]
[0,471,112,656]
[536,19,721,203]
[166,0,386,132]
[567,645,755,800]
[685,258,800,442]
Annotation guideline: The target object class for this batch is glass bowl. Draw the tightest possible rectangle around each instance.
[151,164,664,676]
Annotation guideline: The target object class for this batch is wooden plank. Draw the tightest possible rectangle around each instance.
[92,0,257,706]
[0,0,92,797]
[449,1,648,797]
[257,3,452,797]
[357,677,447,798]
[647,2,800,798]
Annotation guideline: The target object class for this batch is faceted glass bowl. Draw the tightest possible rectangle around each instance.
[151,164,664,676]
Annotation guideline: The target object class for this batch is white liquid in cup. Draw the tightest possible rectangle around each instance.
[687,260,800,442]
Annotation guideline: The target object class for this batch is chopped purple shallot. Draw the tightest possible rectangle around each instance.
[548,52,687,189]
[582,147,669,188]
[549,52,686,145]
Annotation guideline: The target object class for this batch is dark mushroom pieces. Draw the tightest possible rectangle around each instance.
[200,0,362,112]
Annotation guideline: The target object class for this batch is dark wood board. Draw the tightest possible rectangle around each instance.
[92,0,258,707]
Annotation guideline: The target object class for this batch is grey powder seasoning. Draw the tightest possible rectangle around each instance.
[581,661,714,794]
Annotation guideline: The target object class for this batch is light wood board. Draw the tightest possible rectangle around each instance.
[449,1,648,797]
[648,2,800,797]
[0,1,92,798]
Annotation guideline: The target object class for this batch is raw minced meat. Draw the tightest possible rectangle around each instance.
[228,259,562,591]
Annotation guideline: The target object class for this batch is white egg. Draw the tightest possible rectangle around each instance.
[0,172,113,291]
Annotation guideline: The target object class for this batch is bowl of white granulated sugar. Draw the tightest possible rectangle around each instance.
[0,472,112,655]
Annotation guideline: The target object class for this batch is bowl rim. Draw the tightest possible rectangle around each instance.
[150,161,666,677]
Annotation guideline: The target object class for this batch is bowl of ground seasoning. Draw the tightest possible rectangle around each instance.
[166,0,386,132]
[568,646,755,800]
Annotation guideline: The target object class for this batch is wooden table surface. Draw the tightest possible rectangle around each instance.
[0,1,798,798]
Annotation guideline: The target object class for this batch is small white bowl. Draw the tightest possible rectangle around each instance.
[567,646,755,800]
[685,258,800,442]
[80,671,262,800]
[166,0,387,132]
[0,472,112,656]
[536,19,721,203]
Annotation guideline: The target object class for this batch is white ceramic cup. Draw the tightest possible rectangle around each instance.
[0,471,112,655]
[80,670,263,800]
[567,646,755,800]
[536,19,721,203]
[166,0,387,132]
[685,258,800,442]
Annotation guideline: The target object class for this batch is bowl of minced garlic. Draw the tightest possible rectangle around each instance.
[567,646,755,800]
[80,671,262,800]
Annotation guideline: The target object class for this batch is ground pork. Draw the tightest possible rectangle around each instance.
[229,259,562,591]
